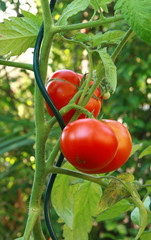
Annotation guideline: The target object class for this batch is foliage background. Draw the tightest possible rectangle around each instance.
[0,0,151,239]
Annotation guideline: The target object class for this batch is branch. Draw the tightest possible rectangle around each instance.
[54,15,124,33]
[0,59,33,71]
[111,28,134,61]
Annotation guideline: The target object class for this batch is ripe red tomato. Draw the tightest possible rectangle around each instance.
[85,119,132,174]
[45,70,102,124]
[60,119,118,173]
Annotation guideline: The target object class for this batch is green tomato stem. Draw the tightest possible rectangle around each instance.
[24,1,55,239]
[50,166,108,187]
[23,207,39,240]
[0,59,33,71]
[33,216,46,240]
[111,28,134,62]
[126,183,148,240]
[53,16,124,33]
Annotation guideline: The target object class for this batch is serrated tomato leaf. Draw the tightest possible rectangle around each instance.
[0,10,42,56]
[92,30,125,47]
[63,181,102,240]
[114,0,151,46]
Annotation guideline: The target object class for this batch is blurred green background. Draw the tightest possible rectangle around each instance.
[0,0,151,239]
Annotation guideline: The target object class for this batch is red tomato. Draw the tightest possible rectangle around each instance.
[86,120,132,174]
[45,70,102,124]
[60,119,118,173]
[46,70,79,124]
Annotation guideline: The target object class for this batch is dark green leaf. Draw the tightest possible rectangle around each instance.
[114,0,151,46]
[0,136,35,155]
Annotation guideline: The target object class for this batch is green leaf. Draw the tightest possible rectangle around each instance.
[139,146,151,159]
[130,143,143,157]
[0,133,35,155]
[131,196,151,226]
[51,162,77,229]
[96,199,133,222]
[0,11,42,56]
[90,0,113,12]
[114,0,151,46]
[145,180,151,195]
[63,181,102,240]
[97,48,117,92]
[52,162,102,239]
[73,33,90,42]
[57,0,90,26]
[141,231,151,240]
[92,30,125,47]
[99,173,134,213]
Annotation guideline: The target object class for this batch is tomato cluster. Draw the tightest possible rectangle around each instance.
[60,119,132,174]
[45,69,102,124]
[46,69,132,174]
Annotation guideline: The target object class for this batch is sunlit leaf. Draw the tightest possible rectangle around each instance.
[57,0,90,25]
[0,10,42,56]
[96,199,133,222]
[114,0,151,46]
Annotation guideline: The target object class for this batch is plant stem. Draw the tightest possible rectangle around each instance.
[0,59,33,71]
[54,15,124,33]
[24,1,55,239]
[50,166,108,187]
[126,183,148,240]
[49,166,131,189]
[45,138,61,170]
[33,216,46,240]
[111,28,134,61]
[23,208,39,240]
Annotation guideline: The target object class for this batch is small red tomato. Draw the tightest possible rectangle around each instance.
[92,120,132,173]
[60,119,118,173]
[46,70,102,124]
[46,70,79,124]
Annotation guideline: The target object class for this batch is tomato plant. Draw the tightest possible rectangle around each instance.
[1,0,151,239]
[45,70,102,124]
[60,118,118,173]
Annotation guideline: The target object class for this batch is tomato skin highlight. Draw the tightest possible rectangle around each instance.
[60,119,118,173]
[87,119,132,174]
[45,70,102,124]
